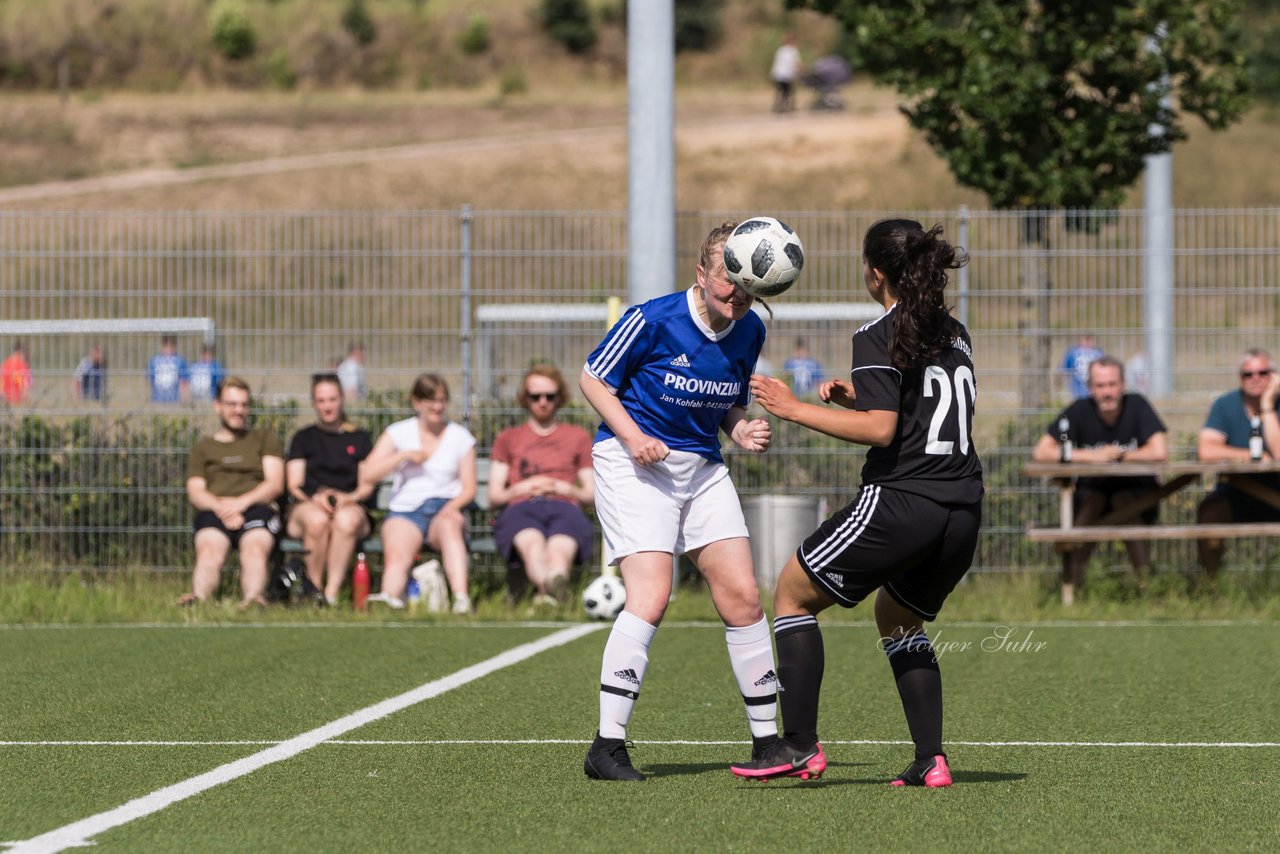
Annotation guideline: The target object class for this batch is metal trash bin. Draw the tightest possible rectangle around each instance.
[742,495,821,592]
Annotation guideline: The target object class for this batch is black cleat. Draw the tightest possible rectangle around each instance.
[583,732,645,781]
[731,739,826,781]
[751,734,780,761]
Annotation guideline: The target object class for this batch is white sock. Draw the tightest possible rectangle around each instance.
[725,616,779,740]
[597,611,657,739]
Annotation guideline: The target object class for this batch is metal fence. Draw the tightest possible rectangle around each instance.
[3,208,1279,575]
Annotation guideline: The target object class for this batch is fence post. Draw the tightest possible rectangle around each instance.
[460,204,473,428]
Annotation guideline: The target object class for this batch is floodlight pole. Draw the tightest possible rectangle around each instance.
[627,0,675,306]
[1144,24,1174,399]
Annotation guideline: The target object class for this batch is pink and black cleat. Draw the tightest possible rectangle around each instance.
[890,753,952,787]
[730,740,827,781]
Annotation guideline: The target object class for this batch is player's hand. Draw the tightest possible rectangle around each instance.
[820,380,857,409]
[626,434,670,466]
[732,418,771,453]
[750,374,799,420]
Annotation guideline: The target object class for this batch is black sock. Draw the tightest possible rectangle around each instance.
[773,615,823,748]
[883,630,943,759]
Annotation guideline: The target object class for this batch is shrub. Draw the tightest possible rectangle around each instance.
[540,0,597,55]
[209,0,257,62]
[341,0,378,47]
[458,13,491,56]
[266,49,297,90]
[499,66,528,95]
[674,0,725,53]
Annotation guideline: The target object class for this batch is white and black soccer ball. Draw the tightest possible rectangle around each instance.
[582,575,627,621]
[722,216,805,298]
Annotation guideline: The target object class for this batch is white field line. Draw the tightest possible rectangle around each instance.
[3,738,1277,749]
[0,619,1273,631]
[3,623,603,854]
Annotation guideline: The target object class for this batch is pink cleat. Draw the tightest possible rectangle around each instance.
[731,741,827,781]
[891,753,952,787]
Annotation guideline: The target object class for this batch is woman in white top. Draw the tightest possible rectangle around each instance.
[360,373,477,613]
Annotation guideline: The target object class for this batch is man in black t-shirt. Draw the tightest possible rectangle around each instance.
[1032,356,1168,605]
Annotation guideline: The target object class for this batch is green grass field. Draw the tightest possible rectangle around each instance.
[3,599,1278,852]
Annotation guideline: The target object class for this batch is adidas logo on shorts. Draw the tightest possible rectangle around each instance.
[669,353,691,367]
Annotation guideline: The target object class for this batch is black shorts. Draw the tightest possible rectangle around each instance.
[194,504,282,547]
[796,484,981,621]
[493,499,594,569]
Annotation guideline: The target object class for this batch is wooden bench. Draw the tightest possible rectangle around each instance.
[277,458,497,563]
[1023,460,1280,549]
[1027,522,1280,544]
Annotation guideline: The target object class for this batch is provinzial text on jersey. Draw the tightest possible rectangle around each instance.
[662,373,741,396]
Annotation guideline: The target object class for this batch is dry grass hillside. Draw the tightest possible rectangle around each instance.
[0,0,1277,212]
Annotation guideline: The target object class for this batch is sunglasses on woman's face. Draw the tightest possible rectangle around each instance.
[528,392,559,402]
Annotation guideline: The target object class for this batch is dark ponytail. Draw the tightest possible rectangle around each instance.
[863,219,968,372]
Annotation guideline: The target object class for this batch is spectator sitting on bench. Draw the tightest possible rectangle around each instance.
[360,373,477,613]
[488,364,595,608]
[285,372,375,606]
[1196,348,1280,577]
[182,377,284,608]
[1031,356,1168,605]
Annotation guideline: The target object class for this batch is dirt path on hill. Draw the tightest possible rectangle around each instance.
[0,104,907,207]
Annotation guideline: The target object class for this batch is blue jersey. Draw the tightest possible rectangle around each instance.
[149,353,188,403]
[584,289,765,463]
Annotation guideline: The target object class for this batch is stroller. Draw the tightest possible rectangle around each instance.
[802,55,852,111]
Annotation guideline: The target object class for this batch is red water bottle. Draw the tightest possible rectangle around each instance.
[353,552,370,611]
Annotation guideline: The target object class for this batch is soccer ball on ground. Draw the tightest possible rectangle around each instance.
[582,575,627,620]
[722,216,804,298]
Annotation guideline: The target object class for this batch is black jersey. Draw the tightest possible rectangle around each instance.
[286,424,374,499]
[850,305,983,504]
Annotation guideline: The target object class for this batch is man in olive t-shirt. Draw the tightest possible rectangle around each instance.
[183,377,284,607]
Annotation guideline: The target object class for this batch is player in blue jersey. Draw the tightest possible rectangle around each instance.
[732,219,982,787]
[579,222,780,782]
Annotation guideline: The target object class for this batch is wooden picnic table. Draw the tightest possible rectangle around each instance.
[1023,460,1280,544]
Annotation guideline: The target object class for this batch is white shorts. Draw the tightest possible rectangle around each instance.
[591,437,749,565]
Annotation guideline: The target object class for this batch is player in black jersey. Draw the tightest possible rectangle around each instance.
[732,219,983,787]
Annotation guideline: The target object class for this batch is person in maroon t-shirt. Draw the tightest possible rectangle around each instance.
[488,365,595,605]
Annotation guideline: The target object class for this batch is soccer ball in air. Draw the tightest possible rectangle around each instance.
[722,216,805,298]
[582,575,627,621]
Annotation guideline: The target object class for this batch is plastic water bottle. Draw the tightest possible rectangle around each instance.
[406,578,421,614]
[1058,417,1073,463]
[1249,416,1263,461]
[353,552,370,611]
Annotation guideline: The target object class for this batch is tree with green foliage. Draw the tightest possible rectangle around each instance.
[796,0,1252,407]
[800,1,1251,210]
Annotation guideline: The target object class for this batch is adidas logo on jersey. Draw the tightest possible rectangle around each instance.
[613,668,641,685]
[753,669,778,687]
[669,353,691,367]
